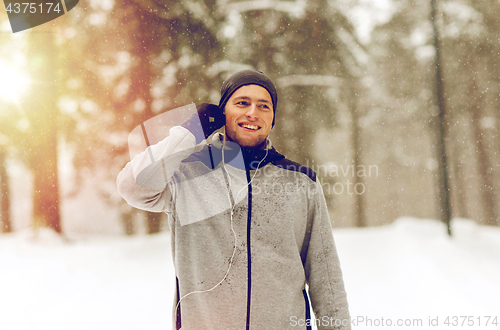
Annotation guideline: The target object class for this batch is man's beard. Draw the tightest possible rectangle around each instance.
[224,128,267,149]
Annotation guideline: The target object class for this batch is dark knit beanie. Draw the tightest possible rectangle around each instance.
[219,70,278,126]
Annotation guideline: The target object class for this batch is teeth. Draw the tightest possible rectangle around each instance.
[242,124,259,130]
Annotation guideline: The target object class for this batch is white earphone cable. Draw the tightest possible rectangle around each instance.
[175,140,268,313]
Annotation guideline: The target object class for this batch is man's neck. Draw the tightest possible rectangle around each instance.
[222,134,268,150]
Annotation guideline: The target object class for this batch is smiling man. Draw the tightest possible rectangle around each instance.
[117,70,351,330]
[223,84,274,148]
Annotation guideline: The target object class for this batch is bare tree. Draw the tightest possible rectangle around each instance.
[348,85,366,227]
[467,56,498,226]
[0,147,11,233]
[430,0,452,235]
[26,25,61,233]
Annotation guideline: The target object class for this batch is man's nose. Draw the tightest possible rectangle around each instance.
[245,104,258,119]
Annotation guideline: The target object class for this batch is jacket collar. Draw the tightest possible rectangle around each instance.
[209,133,284,170]
[211,132,272,150]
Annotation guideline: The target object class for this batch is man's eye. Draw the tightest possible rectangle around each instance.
[237,101,249,106]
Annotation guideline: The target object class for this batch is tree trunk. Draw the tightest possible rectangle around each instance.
[146,211,162,235]
[430,0,452,235]
[468,57,498,226]
[127,1,163,234]
[449,130,468,219]
[27,25,61,233]
[349,85,366,227]
[0,148,12,233]
[120,204,136,236]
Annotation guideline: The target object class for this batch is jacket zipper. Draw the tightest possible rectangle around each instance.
[245,168,253,330]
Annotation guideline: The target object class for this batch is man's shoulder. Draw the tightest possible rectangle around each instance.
[180,143,241,170]
[270,153,317,182]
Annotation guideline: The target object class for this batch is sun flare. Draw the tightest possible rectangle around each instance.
[0,61,31,104]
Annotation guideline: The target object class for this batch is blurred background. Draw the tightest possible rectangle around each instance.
[1,0,499,236]
[1,1,500,329]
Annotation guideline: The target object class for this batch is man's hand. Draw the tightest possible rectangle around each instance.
[196,103,225,138]
[181,103,225,143]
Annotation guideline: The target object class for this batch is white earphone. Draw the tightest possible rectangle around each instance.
[175,137,268,313]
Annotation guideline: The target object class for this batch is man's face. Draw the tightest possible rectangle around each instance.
[224,84,274,148]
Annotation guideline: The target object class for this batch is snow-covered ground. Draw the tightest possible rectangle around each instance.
[1,217,499,330]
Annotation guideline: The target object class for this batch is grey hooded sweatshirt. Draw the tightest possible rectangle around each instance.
[116,126,351,330]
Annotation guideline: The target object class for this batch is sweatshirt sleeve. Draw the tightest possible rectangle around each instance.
[304,180,351,330]
[116,126,197,213]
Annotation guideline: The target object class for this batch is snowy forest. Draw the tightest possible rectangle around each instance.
[1,0,500,329]
[1,0,499,235]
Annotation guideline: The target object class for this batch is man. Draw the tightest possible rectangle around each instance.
[117,70,351,329]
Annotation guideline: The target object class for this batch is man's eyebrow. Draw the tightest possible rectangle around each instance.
[233,96,251,100]
[233,96,271,103]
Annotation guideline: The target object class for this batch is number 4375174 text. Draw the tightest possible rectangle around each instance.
[6,3,62,14]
